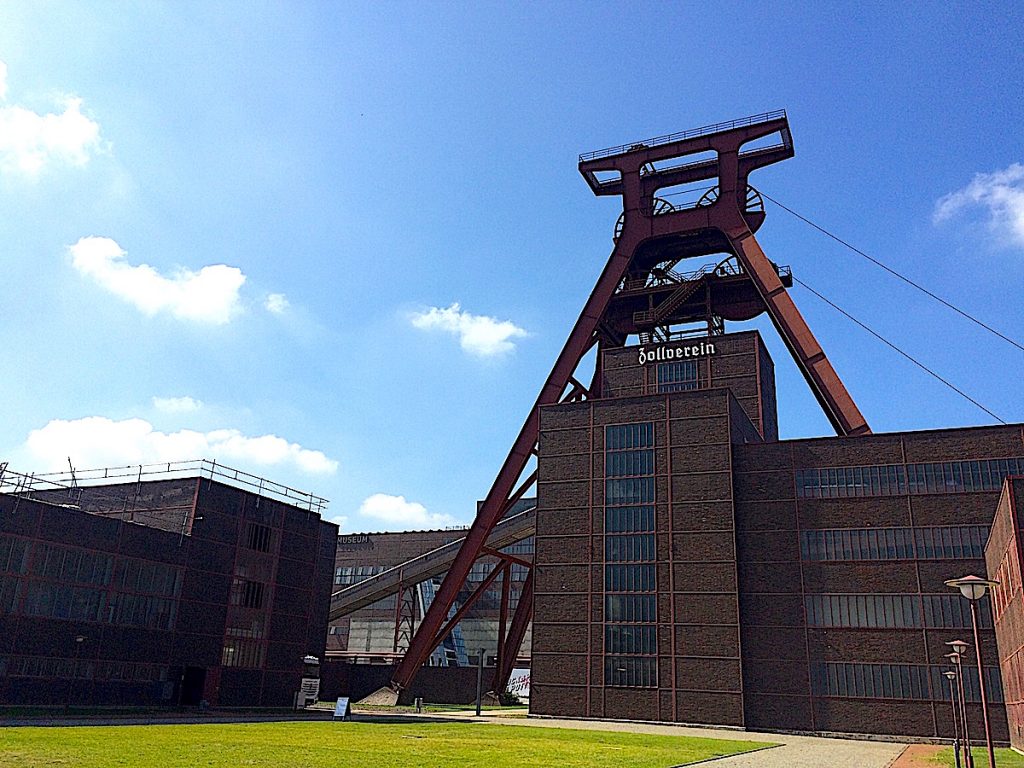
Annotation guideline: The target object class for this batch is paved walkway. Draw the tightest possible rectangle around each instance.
[369,709,909,767]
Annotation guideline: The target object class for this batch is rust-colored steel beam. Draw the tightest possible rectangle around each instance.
[491,567,533,695]
[429,560,506,652]
[495,563,511,685]
[725,225,870,436]
[389,256,631,692]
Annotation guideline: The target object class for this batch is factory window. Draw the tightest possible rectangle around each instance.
[804,593,991,629]
[800,525,987,562]
[805,594,921,629]
[606,477,655,505]
[605,625,657,654]
[233,580,265,609]
[606,423,654,450]
[795,458,1024,499]
[605,594,657,622]
[606,449,654,477]
[605,534,656,562]
[334,565,385,586]
[605,505,656,533]
[0,574,20,613]
[921,594,993,629]
[109,593,177,630]
[222,639,265,668]
[810,662,1003,703]
[0,536,29,574]
[604,656,657,687]
[246,522,273,553]
[810,662,930,700]
[656,360,698,393]
[605,564,656,592]
[604,422,658,688]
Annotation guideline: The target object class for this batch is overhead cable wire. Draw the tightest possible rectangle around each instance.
[793,276,1006,425]
[762,192,1024,354]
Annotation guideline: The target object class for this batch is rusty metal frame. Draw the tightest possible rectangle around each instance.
[491,567,533,694]
[390,111,869,696]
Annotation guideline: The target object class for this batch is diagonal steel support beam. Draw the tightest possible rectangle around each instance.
[491,566,533,695]
[725,225,870,436]
[389,233,639,693]
[430,560,506,652]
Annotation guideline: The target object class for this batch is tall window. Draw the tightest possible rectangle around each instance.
[604,422,658,688]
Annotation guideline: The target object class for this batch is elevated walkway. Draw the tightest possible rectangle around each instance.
[328,506,536,621]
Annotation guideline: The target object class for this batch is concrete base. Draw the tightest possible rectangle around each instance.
[356,687,399,706]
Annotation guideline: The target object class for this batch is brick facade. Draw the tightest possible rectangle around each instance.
[0,476,336,709]
[532,329,1018,740]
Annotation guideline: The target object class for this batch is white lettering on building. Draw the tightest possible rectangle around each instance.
[637,341,716,365]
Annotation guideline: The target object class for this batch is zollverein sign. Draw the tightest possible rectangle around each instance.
[637,341,716,365]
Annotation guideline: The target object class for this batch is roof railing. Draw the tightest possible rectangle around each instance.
[579,109,787,163]
[0,458,329,515]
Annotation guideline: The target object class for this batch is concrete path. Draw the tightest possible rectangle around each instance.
[381,710,909,767]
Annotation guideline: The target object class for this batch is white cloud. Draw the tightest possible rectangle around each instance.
[934,163,1024,248]
[21,416,338,475]
[69,236,246,324]
[0,60,102,178]
[265,293,289,314]
[410,302,528,357]
[152,396,203,414]
[357,493,461,532]
[328,514,348,531]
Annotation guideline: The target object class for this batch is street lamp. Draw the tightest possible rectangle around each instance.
[946,575,999,768]
[943,670,963,768]
[945,647,973,768]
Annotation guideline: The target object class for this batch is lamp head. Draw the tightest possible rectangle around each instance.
[946,640,969,655]
[945,575,998,601]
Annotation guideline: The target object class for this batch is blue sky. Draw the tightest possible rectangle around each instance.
[1,2,1022,532]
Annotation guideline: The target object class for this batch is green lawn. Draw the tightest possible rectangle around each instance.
[931,746,1024,767]
[0,721,773,768]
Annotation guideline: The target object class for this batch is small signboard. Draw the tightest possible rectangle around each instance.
[507,668,530,703]
[333,696,351,720]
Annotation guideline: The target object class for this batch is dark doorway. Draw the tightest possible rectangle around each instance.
[180,667,206,705]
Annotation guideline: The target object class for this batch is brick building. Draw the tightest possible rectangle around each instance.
[986,478,1024,749]
[0,462,336,708]
[531,329,1018,741]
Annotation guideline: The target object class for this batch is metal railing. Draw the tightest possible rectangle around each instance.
[0,458,329,515]
[579,109,787,163]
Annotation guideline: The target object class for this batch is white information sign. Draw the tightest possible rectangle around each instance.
[333,696,351,720]
[507,668,530,703]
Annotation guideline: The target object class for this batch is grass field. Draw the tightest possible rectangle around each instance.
[930,746,1024,767]
[0,720,773,768]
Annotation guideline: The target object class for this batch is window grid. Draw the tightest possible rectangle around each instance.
[800,526,989,562]
[804,593,993,629]
[795,458,1024,499]
[810,662,1003,703]
[656,361,699,393]
[604,421,658,689]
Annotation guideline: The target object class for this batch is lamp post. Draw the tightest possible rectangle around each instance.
[946,646,973,768]
[946,575,999,768]
[944,669,962,768]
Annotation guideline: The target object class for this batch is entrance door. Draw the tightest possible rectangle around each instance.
[180,667,206,705]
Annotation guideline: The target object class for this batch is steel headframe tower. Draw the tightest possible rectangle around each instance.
[386,110,870,700]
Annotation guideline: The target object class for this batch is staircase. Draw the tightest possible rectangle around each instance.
[632,276,706,327]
